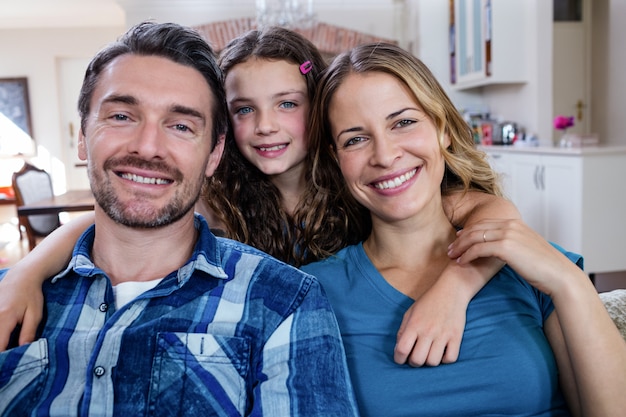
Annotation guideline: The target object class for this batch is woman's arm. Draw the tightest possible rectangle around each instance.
[394,191,521,366]
[452,218,626,416]
[0,212,94,351]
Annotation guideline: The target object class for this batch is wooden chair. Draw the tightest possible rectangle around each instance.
[11,162,61,250]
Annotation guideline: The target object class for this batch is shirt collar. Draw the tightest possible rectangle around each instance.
[52,214,228,284]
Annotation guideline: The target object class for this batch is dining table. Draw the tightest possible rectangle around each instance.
[17,189,95,216]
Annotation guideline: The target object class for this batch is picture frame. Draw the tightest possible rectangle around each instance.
[0,77,34,139]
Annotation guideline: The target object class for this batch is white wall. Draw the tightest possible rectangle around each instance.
[1,0,625,189]
[0,26,124,187]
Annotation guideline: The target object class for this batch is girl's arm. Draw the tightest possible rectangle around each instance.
[0,213,94,351]
[394,191,520,366]
[452,218,626,417]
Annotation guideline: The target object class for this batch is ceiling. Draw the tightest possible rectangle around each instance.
[0,0,125,28]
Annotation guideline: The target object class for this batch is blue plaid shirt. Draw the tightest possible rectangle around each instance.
[0,215,358,416]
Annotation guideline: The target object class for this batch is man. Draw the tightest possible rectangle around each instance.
[0,22,357,416]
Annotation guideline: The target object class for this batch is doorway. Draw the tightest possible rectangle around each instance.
[552,0,591,139]
[56,57,91,191]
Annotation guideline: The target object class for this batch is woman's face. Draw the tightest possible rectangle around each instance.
[224,58,310,181]
[328,71,449,224]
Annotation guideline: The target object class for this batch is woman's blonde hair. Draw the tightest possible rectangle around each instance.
[309,42,502,214]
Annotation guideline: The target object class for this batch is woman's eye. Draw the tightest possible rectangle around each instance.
[344,136,367,147]
[396,119,415,128]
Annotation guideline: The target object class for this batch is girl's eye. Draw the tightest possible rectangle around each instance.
[279,101,297,109]
[235,106,253,115]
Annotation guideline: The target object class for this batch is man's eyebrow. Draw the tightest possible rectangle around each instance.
[170,105,205,121]
[102,94,137,106]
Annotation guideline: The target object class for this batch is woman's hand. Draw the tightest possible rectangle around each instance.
[448,218,586,296]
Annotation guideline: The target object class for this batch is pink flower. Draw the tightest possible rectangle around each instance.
[554,115,575,130]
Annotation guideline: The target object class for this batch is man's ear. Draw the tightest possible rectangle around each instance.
[205,134,225,177]
[77,129,88,161]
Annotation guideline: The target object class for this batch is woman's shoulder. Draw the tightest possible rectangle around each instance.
[301,244,362,274]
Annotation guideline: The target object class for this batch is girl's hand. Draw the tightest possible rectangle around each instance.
[395,258,504,367]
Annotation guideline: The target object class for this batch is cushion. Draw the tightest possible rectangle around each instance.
[599,289,626,341]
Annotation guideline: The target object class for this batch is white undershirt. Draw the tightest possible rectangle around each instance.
[112,278,164,309]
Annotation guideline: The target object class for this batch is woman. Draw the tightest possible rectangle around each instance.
[302,42,626,416]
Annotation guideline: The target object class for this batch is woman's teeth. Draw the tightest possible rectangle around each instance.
[373,169,417,190]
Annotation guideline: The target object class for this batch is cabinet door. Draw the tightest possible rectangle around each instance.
[540,155,582,251]
[484,151,512,198]
[508,154,545,236]
[453,0,489,85]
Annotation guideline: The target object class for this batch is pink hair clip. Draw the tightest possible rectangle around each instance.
[300,60,313,75]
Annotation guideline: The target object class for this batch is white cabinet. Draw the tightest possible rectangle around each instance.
[449,0,527,90]
[483,146,626,274]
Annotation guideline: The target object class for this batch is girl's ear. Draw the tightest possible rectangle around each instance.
[205,134,225,177]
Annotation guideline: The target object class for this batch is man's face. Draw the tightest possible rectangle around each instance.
[78,54,223,228]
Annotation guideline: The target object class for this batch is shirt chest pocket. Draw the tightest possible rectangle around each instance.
[149,333,251,417]
[0,339,49,414]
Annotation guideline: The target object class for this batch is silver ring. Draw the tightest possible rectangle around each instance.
[483,231,487,243]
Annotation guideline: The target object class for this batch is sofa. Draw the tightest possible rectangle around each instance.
[600,289,626,341]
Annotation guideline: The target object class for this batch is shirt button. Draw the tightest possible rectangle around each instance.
[93,366,106,378]
[99,303,108,312]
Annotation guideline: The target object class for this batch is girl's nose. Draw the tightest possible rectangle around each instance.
[254,110,279,135]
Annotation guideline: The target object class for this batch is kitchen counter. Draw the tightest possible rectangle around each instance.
[479,144,626,156]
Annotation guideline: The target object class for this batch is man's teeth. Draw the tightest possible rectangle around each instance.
[373,169,417,190]
[258,144,287,152]
[121,173,170,185]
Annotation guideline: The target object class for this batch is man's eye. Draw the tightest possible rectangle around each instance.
[113,114,129,121]
[174,124,190,132]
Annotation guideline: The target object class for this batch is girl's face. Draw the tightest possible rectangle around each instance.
[328,71,449,224]
[225,58,310,181]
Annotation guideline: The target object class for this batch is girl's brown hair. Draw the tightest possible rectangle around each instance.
[203,27,367,266]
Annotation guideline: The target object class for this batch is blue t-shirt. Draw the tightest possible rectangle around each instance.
[303,242,581,417]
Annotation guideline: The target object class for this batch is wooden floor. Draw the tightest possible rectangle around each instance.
[0,212,30,268]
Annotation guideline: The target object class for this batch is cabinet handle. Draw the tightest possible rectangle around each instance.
[533,166,539,189]
[540,165,545,190]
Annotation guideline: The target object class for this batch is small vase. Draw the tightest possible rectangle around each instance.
[558,131,572,148]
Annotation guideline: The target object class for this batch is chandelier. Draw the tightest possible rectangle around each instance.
[255,0,316,28]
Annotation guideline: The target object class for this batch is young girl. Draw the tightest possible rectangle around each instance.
[302,42,626,416]
[0,27,519,366]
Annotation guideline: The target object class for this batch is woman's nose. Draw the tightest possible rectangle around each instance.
[369,135,401,167]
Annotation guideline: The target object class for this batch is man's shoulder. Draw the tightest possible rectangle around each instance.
[216,236,319,287]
